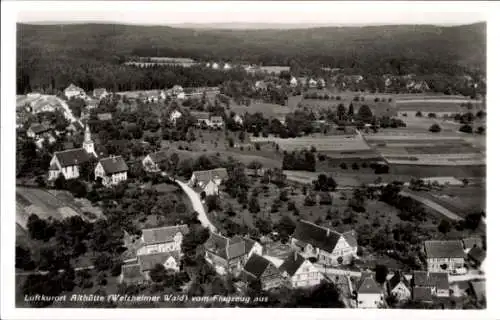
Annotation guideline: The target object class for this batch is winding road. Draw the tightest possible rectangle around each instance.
[175,180,217,232]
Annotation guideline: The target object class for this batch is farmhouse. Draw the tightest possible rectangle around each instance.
[64,83,86,99]
[412,271,450,298]
[27,123,51,139]
[386,271,412,302]
[289,76,298,87]
[462,237,483,253]
[240,254,282,291]
[467,246,486,268]
[192,112,211,126]
[142,150,169,172]
[93,88,109,100]
[204,233,262,276]
[279,252,323,289]
[137,224,189,256]
[290,220,358,266]
[209,116,225,129]
[119,251,181,284]
[423,240,465,273]
[355,272,385,309]
[188,168,229,196]
[94,155,128,186]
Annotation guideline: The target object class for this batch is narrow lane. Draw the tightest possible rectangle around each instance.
[175,180,217,232]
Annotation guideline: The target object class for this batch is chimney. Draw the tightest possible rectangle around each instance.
[327,228,330,237]
[294,251,298,261]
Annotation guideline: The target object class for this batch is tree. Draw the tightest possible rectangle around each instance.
[476,126,485,135]
[459,124,473,133]
[93,252,113,271]
[347,103,355,119]
[247,160,263,177]
[375,264,389,284]
[357,105,373,123]
[304,194,316,206]
[149,263,168,283]
[275,216,296,242]
[429,124,441,133]
[248,195,260,213]
[205,195,220,212]
[336,104,346,121]
[16,245,35,270]
[438,219,451,234]
[415,111,423,117]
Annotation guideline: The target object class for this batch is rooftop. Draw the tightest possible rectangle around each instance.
[424,240,465,259]
[98,156,128,175]
[141,224,189,245]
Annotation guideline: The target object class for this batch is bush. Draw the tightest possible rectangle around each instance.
[438,219,451,234]
[415,111,423,117]
[351,163,359,170]
[429,124,441,133]
[340,163,348,170]
[459,124,473,134]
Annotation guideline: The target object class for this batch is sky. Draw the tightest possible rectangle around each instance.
[14,1,489,26]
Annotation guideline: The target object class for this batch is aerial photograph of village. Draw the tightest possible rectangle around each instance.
[12,2,487,311]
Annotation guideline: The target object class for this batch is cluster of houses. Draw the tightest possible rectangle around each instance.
[48,124,129,187]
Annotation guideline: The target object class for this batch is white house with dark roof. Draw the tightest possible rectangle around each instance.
[64,83,86,99]
[27,123,51,139]
[94,155,128,186]
[188,168,229,196]
[386,271,412,302]
[423,240,465,273]
[169,110,183,124]
[204,232,261,276]
[279,251,323,289]
[119,251,181,284]
[142,150,169,173]
[355,272,385,308]
[137,225,189,256]
[92,88,109,100]
[290,220,358,266]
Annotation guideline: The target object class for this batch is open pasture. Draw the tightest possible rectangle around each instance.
[230,101,294,119]
[251,134,372,152]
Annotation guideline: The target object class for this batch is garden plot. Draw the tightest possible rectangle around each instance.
[251,135,372,152]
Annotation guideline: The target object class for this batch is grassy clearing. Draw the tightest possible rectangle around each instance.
[229,101,293,118]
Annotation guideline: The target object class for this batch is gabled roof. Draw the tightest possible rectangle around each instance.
[279,252,305,277]
[204,232,247,260]
[148,151,169,164]
[192,168,229,185]
[98,156,128,175]
[413,271,449,290]
[97,113,113,121]
[232,236,259,256]
[387,271,411,292]
[357,272,383,294]
[292,220,355,253]
[469,281,486,301]
[462,237,482,250]
[141,225,189,245]
[65,83,84,92]
[138,251,180,271]
[468,246,486,264]
[29,123,50,134]
[424,240,465,259]
[412,287,433,302]
[243,254,272,280]
[54,148,91,167]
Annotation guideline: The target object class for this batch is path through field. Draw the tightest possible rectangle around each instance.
[400,190,463,221]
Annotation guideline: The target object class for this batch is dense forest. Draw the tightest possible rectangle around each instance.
[17,22,486,94]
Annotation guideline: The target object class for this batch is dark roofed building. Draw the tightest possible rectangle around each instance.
[424,240,465,273]
[467,246,486,267]
[386,271,411,301]
[119,263,145,284]
[412,287,433,302]
[27,123,50,138]
[142,150,169,172]
[412,271,450,298]
[291,220,357,266]
[138,251,180,272]
[189,168,229,196]
[94,155,128,186]
[279,252,306,277]
[137,224,188,256]
[54,148,91,167]
[462,237,483,252]
[241,254,282,291]
[204,232,259,276]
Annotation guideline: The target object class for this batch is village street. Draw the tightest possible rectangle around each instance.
[175,179,217,232]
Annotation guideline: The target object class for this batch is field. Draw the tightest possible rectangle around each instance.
[16,186,104,228]
[409,185,486,217]
[229,101,294,119]
[251,133,371,152]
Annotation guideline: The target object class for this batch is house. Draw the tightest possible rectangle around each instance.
[255,81,268,91]
[93,88,109,100]
[169,110,183,124]
[119,251,181,284]
[233,114,244,126]
[462,237,483,254]
[27,123,51,139]
[35,133,56,149]
[188,168,229,196]
[289,76,298,87]
[142,151,169,173]
[212,62,220,70]
[240,254,282,291]
[64,83,86,99]
[209,116,225,129]
[31,99,58,114]
[192,112,211,127]
[97,112,113,121]
[137,224,189,256]
[424,240,465,273]
[223,63,232,70]
[290,220,358,266]
[317,78,326,88]
[412,271,450,298]
[467,246,486,268]
[94,155,128,186]
[204,233,261,276]
[297,77,308,87]
[412,286,433,303]
[279,251,323,289]
[386,271,411,302]
[48,148,92,180]
[308,78,318,88]
[355,272,385,308]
